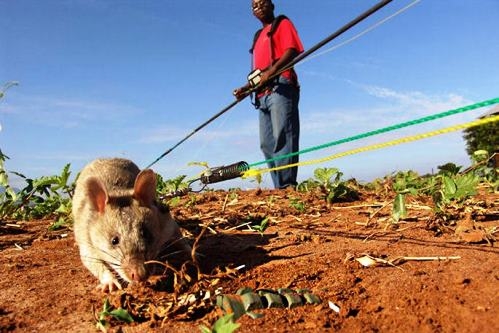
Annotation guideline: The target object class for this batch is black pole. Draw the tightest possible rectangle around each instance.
[145,99,239,169]
[146,0,394,168]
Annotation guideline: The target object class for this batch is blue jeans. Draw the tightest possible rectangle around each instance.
[257,76,300,189]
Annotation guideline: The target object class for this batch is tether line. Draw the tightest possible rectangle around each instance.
[248,97,499,168]
[243,114,499,179]
[298,0,420,67]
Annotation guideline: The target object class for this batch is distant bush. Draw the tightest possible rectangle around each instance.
[463,108,499,159]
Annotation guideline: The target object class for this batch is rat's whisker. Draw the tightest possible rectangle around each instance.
[157,250,186,261]
[160,236,191,252]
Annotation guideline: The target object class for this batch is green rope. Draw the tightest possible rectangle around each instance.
[248,97,499,168]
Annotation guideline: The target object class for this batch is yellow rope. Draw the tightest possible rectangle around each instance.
[243,114,499,179]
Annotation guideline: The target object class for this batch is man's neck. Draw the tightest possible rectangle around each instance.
[261,14,275,26]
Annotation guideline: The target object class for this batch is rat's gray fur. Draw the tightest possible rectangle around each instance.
[72,158,189,291]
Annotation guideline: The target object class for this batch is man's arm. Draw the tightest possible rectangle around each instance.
[259,47,299,85]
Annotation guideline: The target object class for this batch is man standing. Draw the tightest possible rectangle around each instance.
[234,0,304,189]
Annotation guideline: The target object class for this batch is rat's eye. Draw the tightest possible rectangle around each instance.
[111,236,120,246]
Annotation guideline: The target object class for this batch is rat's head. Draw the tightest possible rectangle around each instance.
[84,169,161,285]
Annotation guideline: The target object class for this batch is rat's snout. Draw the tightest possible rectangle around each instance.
[122,257,148,283]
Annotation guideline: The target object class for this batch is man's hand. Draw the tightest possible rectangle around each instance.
[233,85,251,100]
[258,70,272,86]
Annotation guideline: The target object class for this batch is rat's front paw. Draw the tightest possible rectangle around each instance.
[97,271,123,292]
[96,281,123,292]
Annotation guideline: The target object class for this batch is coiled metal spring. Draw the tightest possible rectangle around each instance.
[200,161,249,185]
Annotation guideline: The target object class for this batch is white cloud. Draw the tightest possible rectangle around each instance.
[362,85,473,114]
[303,85,477,136]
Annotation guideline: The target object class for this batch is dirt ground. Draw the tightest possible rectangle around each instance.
[1,187,498,333]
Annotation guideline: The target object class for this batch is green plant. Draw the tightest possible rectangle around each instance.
[433,173,479,211]
[199,313,240,333]
[185,193,198,208]
[228,190,239,202]
[289,197,306,213]
[314,167,340,188]
[392,170,424,192]
[249,217,269,235]
[390,170,421,223]
[267,195,276,205]
[157,173,189,193]
[386,166,482,220]
[0,162,74,226]
[391,192,407,223]
[168,196,182,207]
[1,150,17,200]
[463,110,499,158]
[469,150,498,190]
[297,167,358,203]
[95,298,134,333]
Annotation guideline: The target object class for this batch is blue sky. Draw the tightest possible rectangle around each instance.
[1,0,498,190]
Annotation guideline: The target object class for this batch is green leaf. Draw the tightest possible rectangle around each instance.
[289,197,306,212]
[442,176,457,196]
[453,173,478,199]
[313,167,338,185]
[473,150,489,162]
[102,298,112,313]
[48,217,68,231]
[407,188,419,195]
[0,171,8,186]
[168,196,181,207]
[109,308,134,323]
[211,314,240,333]
[296,179,319,192]
[249,217,269,235]
[6,188,17,201]
[54,163,71,191]
[54,201,71,214]
[392,193,407,222]
[96,319,108,333]
[199,326,212,333]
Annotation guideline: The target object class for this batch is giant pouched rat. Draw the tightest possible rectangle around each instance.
[72,158,191,291]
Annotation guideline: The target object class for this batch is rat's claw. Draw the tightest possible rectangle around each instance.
[96,280,122,292]
[98,271,123,292]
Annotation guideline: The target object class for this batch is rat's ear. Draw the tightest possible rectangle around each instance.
[133,169,157,207]
[86,177,108,214]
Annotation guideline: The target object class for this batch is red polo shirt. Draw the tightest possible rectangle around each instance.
[253,18,304,83]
